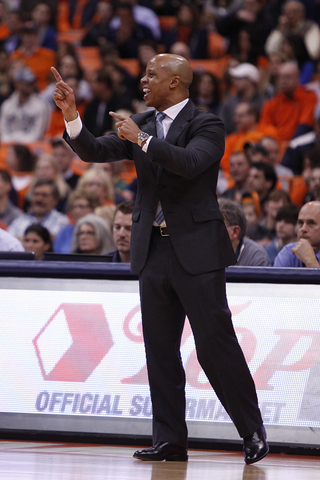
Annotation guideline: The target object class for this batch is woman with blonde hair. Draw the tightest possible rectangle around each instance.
[70,213,114,255]
[77,167,115,205]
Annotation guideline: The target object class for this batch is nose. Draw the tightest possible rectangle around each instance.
[140,74,147,84]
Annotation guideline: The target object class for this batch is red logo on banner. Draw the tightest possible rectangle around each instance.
[33,303,114,382]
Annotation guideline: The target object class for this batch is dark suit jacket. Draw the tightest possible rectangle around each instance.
[64,100,236,274]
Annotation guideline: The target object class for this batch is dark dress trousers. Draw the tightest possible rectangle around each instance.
[64,100,263,447]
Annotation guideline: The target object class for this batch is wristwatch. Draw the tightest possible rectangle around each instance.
[138,132,149,147]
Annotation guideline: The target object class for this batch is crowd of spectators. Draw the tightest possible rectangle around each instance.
[0,0,320,267]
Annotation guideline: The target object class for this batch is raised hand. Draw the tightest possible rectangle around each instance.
[109,110,142,143]
[51,67,78,122]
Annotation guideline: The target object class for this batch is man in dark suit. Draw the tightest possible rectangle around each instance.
[51,54,268,465]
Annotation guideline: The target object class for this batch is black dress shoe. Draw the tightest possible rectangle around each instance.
[133,442,188,461]
[243,425,269,465]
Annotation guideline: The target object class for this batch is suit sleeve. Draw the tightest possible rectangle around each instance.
[147,114,225,179]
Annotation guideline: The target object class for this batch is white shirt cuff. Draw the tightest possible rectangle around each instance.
[64,112,83,139]
[142,135,153,152]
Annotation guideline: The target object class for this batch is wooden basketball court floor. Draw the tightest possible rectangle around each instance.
[0,441,319,480]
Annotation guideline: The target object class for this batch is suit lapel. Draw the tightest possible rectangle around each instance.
[165,100,195,145]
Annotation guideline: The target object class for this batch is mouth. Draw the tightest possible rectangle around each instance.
[143,88,151,100]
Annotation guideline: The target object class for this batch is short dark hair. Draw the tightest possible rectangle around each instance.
[275,204,300,224]
[24,224,53,249]
[32,178,60,200]
[114,201,134,217]
[251,161,278,191]
[266,189,291,204]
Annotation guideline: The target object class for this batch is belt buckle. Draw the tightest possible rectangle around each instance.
[160,226,169,236]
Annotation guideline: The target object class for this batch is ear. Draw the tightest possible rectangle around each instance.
[228,225,241,242]
[169,75,180,89]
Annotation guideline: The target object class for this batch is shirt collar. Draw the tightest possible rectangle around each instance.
[160,98,189,121]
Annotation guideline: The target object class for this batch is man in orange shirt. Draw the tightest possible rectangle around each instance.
[10,22,55,92]
[259,62,317,144]
[221,101,277,174]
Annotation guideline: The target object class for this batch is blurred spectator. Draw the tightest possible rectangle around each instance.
[281,109,320,175]
[77,167,115,206]
[53,190,100,254]
[169,41,191,60]
[273,201,320,267]
[81,1,114,47]
[265,203,299,264]
[303,164,320,204]
[216,0,274,57]
[90,161,133,204]
[280,33,314,84]
[219,197,271,266]
[0,226,24,251]
[0,66,50,143]
[161,3,208,59]
[222,151,251,201]
[259,136,294,191]
[31,2,57,51]
[40,53,92,109]
[10,22,56,91]
[95,203,116,229]
[247,161,278,214]
[51,138,80,190]
[246,189,291,245]
[70,213,114,255]
[8,178,70,240]
[0,48,12,105]
[24,154,70,213]
[190,71,221,115]
[259,61,317,144]
[263,51,287,99]
[106,3,155,59]
[218,63,265,135]
[2,9,24,54]
[5,143,35,210]
[0,169,22,226]
[221,101,277,174]
[22,223,52,260]
[265,0,320,60]
[83,68,131,136]
[109,0,161,41]
[108,201,134,263]
[0,0,9,41]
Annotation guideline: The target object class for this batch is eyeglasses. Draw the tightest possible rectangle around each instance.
[71,203,90,210]
[77,230,96,237]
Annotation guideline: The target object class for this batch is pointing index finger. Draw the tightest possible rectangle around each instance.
[109,111,127,121]
[51,66,63,83]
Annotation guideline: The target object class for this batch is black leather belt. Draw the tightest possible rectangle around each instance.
[152,225,169,236]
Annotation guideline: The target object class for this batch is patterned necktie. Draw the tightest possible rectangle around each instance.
[154,112,166,226]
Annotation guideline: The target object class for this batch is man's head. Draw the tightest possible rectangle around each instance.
[229,151,251,186]
[296,201,320,252]
[259,136,280,166]
[67,190,100,223]
[248,161,278,198]
[51,138,75,174]
[112,201,134,262]
[264,189,291,221]
[282,0,305,28]
[219,198,246,250]
[229,62,260,95]
[141,53,193,111]
[0,169,12,199]
[30,178,60,218]
[278,61,300,96]
[233,102,258,132]
[308,167,320,195]
[275,204,299,244]
[89,68,114,101]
